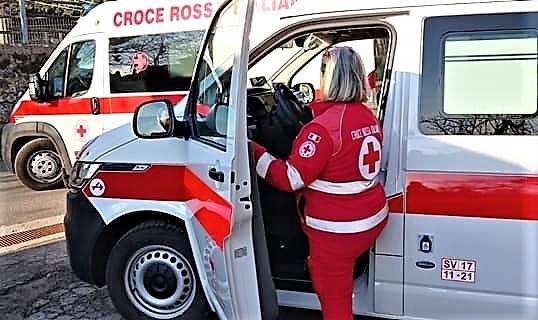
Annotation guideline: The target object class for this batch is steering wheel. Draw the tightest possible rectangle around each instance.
[272,83,313,131]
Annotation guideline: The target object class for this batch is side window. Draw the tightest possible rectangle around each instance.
[443,32,536,115]
[109,31,205,94]
[47,49,68,98]
[291,38,389,113]
[420,13,538,135]
[66,41,96,97]
[190,4,240,149]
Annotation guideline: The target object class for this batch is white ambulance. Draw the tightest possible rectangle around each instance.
[0,0,216,190]
[64,0,538,319]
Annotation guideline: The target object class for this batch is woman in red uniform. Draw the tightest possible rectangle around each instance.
[252,46,388,320]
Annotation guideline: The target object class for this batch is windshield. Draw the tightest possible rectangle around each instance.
[248,34,327,87]
[248,44,303,87]
[195,0,302,98]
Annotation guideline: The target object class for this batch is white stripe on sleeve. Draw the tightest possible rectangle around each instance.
[286,162,305,191]
[256,152,276,178]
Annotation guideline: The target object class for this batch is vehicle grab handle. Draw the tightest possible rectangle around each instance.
[208,168,225,182]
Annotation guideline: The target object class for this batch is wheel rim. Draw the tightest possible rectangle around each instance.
[124,245,197,319]
[26,150,62,184]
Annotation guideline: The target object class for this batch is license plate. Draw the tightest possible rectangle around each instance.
[441,258,477,283]
[441,270,476,282]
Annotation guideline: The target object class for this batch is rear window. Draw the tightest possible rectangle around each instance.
[109,31,205,94]
[443,31,536,115]
[420,12,538,136]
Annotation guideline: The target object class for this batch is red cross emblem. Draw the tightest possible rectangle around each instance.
[76,124,87,138]
[363,142,381,174]
[358,136,381,180]
[299,141,316,158]
[74,121,90,141]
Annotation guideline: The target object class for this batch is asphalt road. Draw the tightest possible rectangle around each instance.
[0,163,64,227]
[1,240,333,320]
[0,163,375,320]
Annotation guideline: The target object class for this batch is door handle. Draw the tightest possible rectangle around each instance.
[91,97,101,115]
[209,168,225,182]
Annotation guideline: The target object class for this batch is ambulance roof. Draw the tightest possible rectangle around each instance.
[287,0,524,18]
[68,0,214,39]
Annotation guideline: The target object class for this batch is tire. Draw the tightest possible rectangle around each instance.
[106,220,210,320]
[14,138,64,191]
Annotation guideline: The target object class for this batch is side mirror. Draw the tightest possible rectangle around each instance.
[133,100,176,139]
[292,82,315,104]
[28,73,47,102]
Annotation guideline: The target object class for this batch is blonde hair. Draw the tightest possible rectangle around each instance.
[320,46,368,103]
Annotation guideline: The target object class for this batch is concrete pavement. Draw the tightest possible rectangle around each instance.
[0,164,64,228]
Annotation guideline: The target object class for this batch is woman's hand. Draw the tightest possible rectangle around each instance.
[250,141,267,162]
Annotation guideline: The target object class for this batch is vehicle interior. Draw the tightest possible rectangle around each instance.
[209,26,391,293]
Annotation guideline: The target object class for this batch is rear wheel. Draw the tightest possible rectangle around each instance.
[14,138,64,191]
[106,220,210,320]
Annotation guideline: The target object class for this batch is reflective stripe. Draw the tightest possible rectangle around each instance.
[256,152,276,179]
[308,178,378,195]
[305,203,388,234]
[286,162,305,191]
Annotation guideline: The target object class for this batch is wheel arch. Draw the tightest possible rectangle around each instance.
[8,122,72,173]
[91,209,217,313]
[91,210,187,287]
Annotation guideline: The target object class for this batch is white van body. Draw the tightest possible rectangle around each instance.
[65,1,538,320]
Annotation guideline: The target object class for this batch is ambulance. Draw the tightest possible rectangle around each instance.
[64,0,538,319]
[1,0,223,190]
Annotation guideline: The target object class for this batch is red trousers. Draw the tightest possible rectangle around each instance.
[305,219,387,320]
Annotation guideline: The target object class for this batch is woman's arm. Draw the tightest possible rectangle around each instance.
[252,123,334,192]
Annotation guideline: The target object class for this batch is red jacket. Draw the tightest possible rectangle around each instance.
[253,101,387,233]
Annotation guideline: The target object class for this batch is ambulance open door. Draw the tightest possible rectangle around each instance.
[182,1,277,319]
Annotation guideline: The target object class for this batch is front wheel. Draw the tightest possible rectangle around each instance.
[106,220,210,320]
[14,138,64,191]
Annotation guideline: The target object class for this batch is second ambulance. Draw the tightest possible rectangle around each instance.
[1,0,213,190]
[65,0,537,320]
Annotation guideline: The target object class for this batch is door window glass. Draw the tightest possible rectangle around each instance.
[109,31,205,94]
[47,49,68,98]
[192,1,242,148]
[66,41,96,97]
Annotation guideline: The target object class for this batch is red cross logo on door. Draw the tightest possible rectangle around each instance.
[76,125,87,138]
[74,121,90,142]
[358,136,381,180]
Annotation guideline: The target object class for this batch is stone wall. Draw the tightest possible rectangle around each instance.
[0,45,51,124]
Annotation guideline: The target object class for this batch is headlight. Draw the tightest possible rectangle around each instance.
[69,162,101,189]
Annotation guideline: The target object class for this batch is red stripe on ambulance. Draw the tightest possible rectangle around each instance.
[12,94,185,117]
[83,165,232,248]
[406,172,538,221]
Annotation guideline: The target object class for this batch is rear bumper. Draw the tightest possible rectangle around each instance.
[64,189,106,285]
[1,123,15,172]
